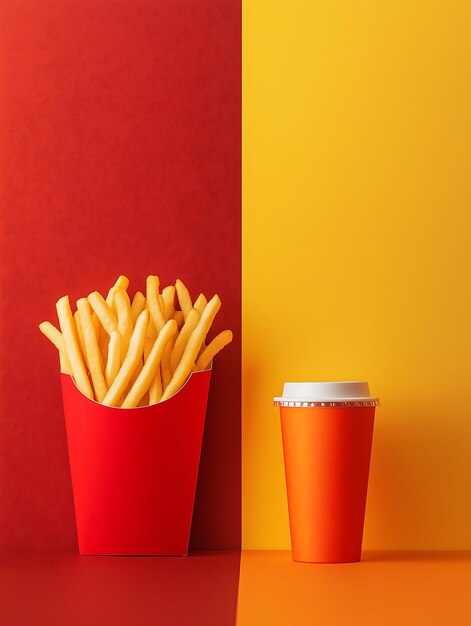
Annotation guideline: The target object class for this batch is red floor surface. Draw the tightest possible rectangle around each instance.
[0,551,240,626]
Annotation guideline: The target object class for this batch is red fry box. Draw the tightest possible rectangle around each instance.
[60,368,211,556]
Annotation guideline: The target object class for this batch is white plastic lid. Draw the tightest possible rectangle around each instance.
[274,381,379,407]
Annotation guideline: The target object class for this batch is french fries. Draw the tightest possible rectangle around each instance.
[105,330,121,387]
[113,288,133,361]
[193,293,207,315]
[196,330,233,371]
[161,332,178,388]
[170,308,200,373]
[39,274,232,407]
[39,321,71,374]
[173,311,184,329]
[102,310,149,406]
[56,296,94,398]
[161,295,221,401]
[106,275,129,312]
[88,291,118,336]
[131,291,146,324]
[149,367,163,404]
[122,319,177,408]
[175,279,192,320]
[162,285,176,321]
[77,298,108,402]
[74,311,86,359]
[146,275,166,333]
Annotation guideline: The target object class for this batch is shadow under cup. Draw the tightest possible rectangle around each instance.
[60,368,211,556]
[276,382,378,564]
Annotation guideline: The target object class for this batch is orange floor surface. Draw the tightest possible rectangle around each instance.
[237,551,471,626]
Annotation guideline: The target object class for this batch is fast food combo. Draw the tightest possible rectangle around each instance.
[39,275,233,555]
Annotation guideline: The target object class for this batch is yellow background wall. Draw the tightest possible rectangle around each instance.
[243,1,471,549]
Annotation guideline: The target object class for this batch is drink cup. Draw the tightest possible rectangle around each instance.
[274,382,379,563]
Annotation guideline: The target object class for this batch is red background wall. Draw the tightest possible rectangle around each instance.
[0,0,240,552]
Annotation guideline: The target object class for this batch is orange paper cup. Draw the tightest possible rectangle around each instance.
[275,382,379,563]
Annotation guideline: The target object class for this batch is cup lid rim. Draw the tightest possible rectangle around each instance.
[273,397,380,407]
[276,381,378,403]
[273,395,379,402]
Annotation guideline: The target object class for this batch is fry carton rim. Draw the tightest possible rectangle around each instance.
[64,362,213,410]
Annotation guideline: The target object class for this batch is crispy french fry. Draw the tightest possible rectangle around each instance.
[56,296,94,398]
[98,274,131,363]
[39,321,72,374]
[146,275,166,333]
[113,288,133,361]
[172,311,184,329]
[170,308,200,373]
[161,295,221,401]
[196,330,233,371]
[73,311,86,362]
[104,275,129,293]
[100,277,129,359]
[105,275,129,304]
[77,298,108,402]
[147,320,157,340]
[105,275,130,316]
[122,319,177,408]
[116,274,129,290]
[102,310,149,406]
[91,312,104,370]
[88,291,118,336]
[161,332,178,388]
[105,330,121,387]
[39,321,65,352]
[98,279,126,359]
[91,312,100,338]
[138,392,149,407]
[144,336,154,361]
[149,367,163,404]
[131,291,146,325]
[162,285,176,321]
[99,330,109,365]
[59,351,71,374]
[125,356,143,396]
[175,279,192,320]
[193,293,207,315]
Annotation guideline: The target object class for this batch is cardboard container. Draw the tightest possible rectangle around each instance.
[61,368,211,556]
[275,382,379,563]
